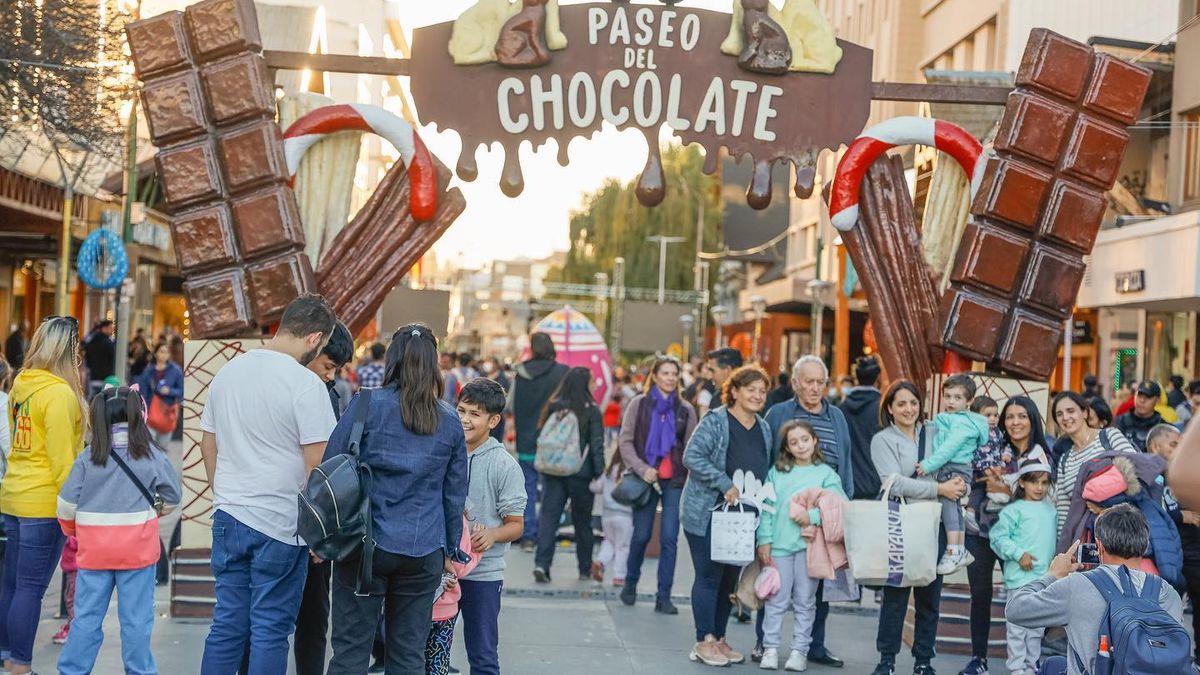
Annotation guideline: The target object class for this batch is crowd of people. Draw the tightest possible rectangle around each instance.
[3,299,1200,675]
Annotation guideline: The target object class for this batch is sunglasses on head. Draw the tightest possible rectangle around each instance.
[44,315,80,328]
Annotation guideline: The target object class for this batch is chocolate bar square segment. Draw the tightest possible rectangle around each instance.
[172,204,238,273]
[940,289,1008,363]
[126,11,191,78]
[997,311,1063,380]
[949,221,1031,295]
[200,53,275,127]
[140,71,209,146]
[246,252,316,324]
[155,139,223,209]
[1015,29,1093,103]
[971,159,1052,231]
[992,92,1074,167]
[1039,179,1106,253]
[184,0,263,64]
[183,269,254,338]
[230,185,305,258]
[1018,245,1086,318]
[216,119,289,195]
[1083,54,1153,126]
[1059,116,1129,189]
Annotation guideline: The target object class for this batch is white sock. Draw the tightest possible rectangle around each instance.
[948,545,963,556]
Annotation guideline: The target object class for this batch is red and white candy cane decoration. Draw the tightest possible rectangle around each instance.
[829,117,985,232]
[283,104,438,222]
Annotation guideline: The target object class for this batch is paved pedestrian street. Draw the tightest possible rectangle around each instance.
[25,542,1040,674]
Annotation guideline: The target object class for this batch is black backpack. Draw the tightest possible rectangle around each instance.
[297,388,375,594]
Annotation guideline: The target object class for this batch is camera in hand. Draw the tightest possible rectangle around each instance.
[1076,542,1100,566]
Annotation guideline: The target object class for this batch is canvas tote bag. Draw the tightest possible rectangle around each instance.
[843,474,942,588]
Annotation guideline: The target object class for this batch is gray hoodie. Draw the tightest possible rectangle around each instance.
[1007,566,1183,675]
[462,436,528,582]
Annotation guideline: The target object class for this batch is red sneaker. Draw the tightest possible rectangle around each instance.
[52,622,70,645]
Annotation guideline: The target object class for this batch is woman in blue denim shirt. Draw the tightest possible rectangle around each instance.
[323,325,469,674]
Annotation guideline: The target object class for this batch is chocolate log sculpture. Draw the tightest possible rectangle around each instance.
[317,159,466,335]
[940,29,1151,380]
[127,0,314,338]
[842,156,944,393]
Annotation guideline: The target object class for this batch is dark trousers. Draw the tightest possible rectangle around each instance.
[459,579,503,675]
[1182,564,1200,660]
[519,460,540,544]
[535,474,595,575]
[294,559,331,675]
[877,528,948,666]
[626,484,682,601]
[327,549,442,675]
[685,528,739,642]
[965,533,999,659]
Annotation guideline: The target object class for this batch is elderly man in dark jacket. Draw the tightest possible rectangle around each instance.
[839,356,883,500]
[509,332,568,550]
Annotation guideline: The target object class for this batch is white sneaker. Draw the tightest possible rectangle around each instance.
[936,548,975,575]
[784,650,808,671]
[760,647,779,670]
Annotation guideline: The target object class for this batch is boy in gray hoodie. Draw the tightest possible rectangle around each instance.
[457,378,527,675]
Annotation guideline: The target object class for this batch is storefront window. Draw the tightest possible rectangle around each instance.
[1145,312,1194,385]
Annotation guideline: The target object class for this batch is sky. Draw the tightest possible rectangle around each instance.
[397,0,733,268]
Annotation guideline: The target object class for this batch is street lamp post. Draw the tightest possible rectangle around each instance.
[680,313,695,360]
[750,295,767,363]
[711,304,729,349]
[646,235,685,305]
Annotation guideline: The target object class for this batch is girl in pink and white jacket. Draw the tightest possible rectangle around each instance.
[55,386,180,675]
[425,516,479,675]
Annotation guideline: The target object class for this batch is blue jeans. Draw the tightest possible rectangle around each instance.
[459,579,503,675]
[1039,656,1067,675]
[0,515,66,666]
[201,510,308,675]
[58,565,157,675]
[519,460,540,543]
[685,527,739,642]
[625,484,682,601]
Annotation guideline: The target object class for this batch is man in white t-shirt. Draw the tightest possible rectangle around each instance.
[198,294,339,675]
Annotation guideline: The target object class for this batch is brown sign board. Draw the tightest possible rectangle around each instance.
[410,2,872,210]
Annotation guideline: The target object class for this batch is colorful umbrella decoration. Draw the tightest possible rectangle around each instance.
[531,306,613,405]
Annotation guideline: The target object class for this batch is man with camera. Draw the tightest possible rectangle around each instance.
[1005,503,1186,674]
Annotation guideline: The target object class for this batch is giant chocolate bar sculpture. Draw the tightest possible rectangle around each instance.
[128,0,466,337]
[940,29,1151,380]
[127,0,311,338]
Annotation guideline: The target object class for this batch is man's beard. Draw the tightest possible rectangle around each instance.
[300,345,321,366]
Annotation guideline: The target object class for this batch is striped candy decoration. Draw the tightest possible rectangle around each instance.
[282,103,438,222]
[828,116,985,232]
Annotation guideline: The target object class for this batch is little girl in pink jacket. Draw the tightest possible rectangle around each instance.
[426,516,479,674]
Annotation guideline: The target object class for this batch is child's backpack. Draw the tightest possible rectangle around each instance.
[1072,565,1191,675]
[534,408,584,476]
[297,389,374,594]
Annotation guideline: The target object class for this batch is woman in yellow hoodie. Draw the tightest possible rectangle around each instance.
[1,316,86,674]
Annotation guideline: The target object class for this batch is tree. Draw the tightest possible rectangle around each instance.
[0,0,134,311]
[550,144,723,292]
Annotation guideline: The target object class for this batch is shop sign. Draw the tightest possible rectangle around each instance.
[1114,270,1145,294]
[410,1,873,210]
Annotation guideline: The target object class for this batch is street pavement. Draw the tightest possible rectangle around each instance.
[27,537,1026,674]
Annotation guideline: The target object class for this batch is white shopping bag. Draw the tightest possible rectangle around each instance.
[710,502,758,567]
[842,476,942,588]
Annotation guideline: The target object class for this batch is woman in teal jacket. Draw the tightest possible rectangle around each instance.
[680,366,773,667]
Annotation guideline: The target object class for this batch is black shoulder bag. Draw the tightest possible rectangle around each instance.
[297,388,376,595]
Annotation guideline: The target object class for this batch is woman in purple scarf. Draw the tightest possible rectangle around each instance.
[617,356,698,614]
